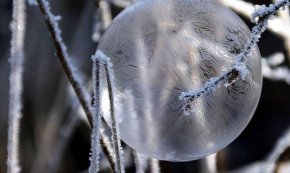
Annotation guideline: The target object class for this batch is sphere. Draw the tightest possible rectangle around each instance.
[98,0,262,161]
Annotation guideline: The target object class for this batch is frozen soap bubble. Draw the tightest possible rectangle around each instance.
[98,0,262,161]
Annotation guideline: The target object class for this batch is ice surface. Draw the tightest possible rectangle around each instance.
[98,0,262,161]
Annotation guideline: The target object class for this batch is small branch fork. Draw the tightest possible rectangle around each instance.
[179,0,290,114]
[35,0,115,170]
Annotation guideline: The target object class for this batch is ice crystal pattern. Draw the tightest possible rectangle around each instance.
[98,0,262,161]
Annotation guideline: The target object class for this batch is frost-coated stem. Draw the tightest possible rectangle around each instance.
[179,0,289,114]
[105,63,124,173]
[220,0,290,61]
[7,0,26,173]
[89,57,102,173]
[35,0,115,170]
[35,0,93,124]
[93,50,125,173]
[100,122,116,169]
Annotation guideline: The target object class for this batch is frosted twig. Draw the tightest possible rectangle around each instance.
[7,0,26,173]
[100,122,116,169]
[35,0,115,170]
[89,53,102,173]
[274,0,290,58]
[149,158,160,173]
[94,50,125,173]
[219,0,290,59]
[179,0,288,114]
[251,0,289,23]
[35,0,93,124]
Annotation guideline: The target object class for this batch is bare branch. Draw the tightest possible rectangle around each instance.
[35,0,116,170]
[35,0,93,123]
[89,54,102,173]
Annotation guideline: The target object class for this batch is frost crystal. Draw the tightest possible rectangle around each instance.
[97,0,263,161]
[251,0,290,23]
[94,50,124,173]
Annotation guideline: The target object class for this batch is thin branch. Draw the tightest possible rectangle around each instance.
[94,50,125,173]
[89,54,102,173]
[100,121,116,170]
[104,56,125,173]
[35,0,115,170]
[219,0,290,59]
[7,0,26,172]
[35,0,93,124]
[179,0,289,114]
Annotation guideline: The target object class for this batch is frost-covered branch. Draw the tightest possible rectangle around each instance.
[219,0,290,59]
[89,53,102,173]
[35,0,116,170]
[94,50,125,173]
[35,0,93,123]
[251,0,289,23]
[179,0,289,114]
[7,0,26,172]
[100,122,116,169]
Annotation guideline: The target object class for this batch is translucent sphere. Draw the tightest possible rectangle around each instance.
[98,0,262,161]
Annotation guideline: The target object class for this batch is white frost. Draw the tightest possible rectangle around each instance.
[93,50,125,173]
[7,0,26,173]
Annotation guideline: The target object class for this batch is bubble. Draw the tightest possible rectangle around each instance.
[98,0,262,161]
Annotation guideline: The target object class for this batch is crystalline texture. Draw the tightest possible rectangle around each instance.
[98,0,262,161]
